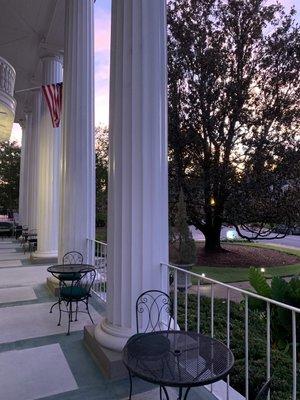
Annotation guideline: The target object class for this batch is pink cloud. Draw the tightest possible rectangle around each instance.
[94,10,111,54]
[94,6,111,125]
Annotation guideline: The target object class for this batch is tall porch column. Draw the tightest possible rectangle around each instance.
[19,113,32,228]
[27,92,41,231]
[95,0,168,352]
[59,0,95,262]
[35,56,63,258]
[18,119,27,226]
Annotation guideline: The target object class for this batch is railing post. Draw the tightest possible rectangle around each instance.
[292,311,297,400]
[226,289,231,400]
[266,302,271,400]
[245,295,249,400]
[185,273,188,332]
[197,278,201,334]
[174,268,178,330]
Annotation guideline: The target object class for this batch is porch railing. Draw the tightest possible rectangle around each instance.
[86,238,107,304]
[161,262,300,400]
[0,56,16,97]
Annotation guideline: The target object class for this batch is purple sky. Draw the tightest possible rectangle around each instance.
[11,0,299,142]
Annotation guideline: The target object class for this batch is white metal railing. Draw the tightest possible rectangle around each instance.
[87,238,107,304]
[0,56,16,97]
[162,262,300,400]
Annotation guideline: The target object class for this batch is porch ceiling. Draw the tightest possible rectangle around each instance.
[0,0,65,121]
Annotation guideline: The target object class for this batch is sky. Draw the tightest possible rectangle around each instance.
[10,0,298,143]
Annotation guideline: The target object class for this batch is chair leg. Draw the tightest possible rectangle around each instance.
[67,302,72,335]
[183,387,191,400]
[128,369,133,400]
[57,300,62,326]
[161,386,170,400]
[75,301,78,321]
[86,299,94,324]
[50,300,59,313]
[178,387,183,400]
[70,301,73,322]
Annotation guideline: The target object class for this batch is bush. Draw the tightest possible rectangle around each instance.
[175,294,297,399]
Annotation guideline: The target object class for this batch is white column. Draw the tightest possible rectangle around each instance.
[94,0,168,352]
[35,56,62,258]
[59,0,95,262]
[27,92,41,231]
[21,112,32,227]
[18,119,26,226]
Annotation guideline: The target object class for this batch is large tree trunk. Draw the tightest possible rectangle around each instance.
[204,224,223,253]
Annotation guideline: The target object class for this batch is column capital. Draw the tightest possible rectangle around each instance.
[40,54,63,65]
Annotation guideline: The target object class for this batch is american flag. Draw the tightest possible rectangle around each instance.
[42,82,63,128]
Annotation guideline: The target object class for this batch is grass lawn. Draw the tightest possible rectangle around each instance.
[191,242,300,283]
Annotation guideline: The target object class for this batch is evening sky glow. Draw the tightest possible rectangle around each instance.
[10,0,298,143]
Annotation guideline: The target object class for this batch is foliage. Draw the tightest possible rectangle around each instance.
[176,294,297,400]
[249,267,300,343]
[249,267,272,298]
[172,189,196,264]
[168,0,300,251]
[0,141,20,211]
[95,126,109,227]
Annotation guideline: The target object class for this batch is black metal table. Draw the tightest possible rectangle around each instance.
[123,330,234,400]
[47,264,95,275]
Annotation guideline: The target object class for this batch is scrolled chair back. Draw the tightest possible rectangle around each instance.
[136,290,172,334]
[62,251,84,265]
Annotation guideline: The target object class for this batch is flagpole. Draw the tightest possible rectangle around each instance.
[15,86,41,94]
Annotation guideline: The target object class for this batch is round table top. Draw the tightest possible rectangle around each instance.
[123,330,234,388]
[47,264,95,274]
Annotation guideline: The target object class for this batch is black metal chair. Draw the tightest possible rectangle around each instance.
[22,229,37,254]
[49,251,84,314]
[136,290,172,333]
[127,290,172,400]
[62,251,84,264]
[56,268,96,335]
[60,251,84,281]
[255,380,271,400]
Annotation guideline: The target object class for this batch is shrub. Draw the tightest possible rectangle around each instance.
[175,294,297,399]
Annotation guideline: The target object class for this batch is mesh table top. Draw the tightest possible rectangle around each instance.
[123,330,234,388]
[47,264,95,274]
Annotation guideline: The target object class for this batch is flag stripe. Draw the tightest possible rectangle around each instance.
[42,83,63,128]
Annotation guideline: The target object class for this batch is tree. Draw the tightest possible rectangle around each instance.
[168,0,300,252]
[172,189,196,264]
[0,141,20,212]
[95,126,109,227]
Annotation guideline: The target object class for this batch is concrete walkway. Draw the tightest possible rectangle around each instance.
[0,239,141,400]
[0,239,220,400]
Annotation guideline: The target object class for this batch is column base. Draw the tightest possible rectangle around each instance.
[46,275,59,296]
[34,250,58,259]
[94,317,135,352]
[84,324,128,380]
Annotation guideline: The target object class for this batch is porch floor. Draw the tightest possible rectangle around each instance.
[0,239,217,400]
